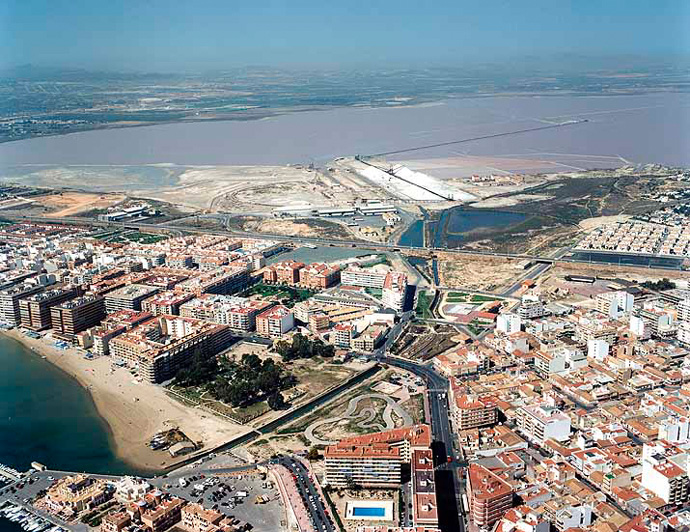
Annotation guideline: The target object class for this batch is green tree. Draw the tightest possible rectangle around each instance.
[174,352,219,387]
[267,391,286,410]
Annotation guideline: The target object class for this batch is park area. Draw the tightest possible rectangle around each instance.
[274,369,425,446]
[167,339,368,426]
[438,290,507,331]
[244,282,316,308]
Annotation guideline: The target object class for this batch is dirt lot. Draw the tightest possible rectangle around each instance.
[538,263,689,304]
[550,262,690,283]
[32,192,125,217]
[229,215,355,240]
[148,164,370,213]
[437,253,526,291]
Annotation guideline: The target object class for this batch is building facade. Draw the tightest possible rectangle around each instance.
[19,286,80,331]
[468,464,513,528]
[51,294,106,337]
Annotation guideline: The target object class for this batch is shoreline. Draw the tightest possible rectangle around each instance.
[0,88,680,149]
[1,328,250,473]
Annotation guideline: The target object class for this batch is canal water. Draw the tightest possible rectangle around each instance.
[0,334,141,476]
[0,519,23,532]
[398,220,424,247]
[398,208,529,248]
[567,251,684,270]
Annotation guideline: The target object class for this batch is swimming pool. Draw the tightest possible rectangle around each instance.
[345,500,394,521]
[352,507,386,517]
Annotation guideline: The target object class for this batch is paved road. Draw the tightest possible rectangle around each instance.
[371,355,465,532]
[277,458,335,532]
[500,261,552,296]
[376,356,453,455]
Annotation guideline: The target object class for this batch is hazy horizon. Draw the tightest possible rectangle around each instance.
[2,0,689,72]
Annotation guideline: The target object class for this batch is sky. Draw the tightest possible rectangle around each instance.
[1,0,689,72]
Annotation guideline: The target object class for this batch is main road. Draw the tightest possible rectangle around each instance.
[370,354,465,532]
[277,457,336,532]
[11,214,686,272]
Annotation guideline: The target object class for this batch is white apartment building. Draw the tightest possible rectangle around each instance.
[595,291,634,320]
[553,505,593,532]
[324,445,403,488]
[341,267,388,288]
[516,403,571,445]
[534,350,566,375]
[382,272,407,312]
[678,321,690,346]
[641,442,690,505]
[678,299,690,322]
[518,296,547,319]
[630,314,649,339]
[496,313,522,335]
[636,306,675,338]
[659,417,690,444]
[587,339,609,360]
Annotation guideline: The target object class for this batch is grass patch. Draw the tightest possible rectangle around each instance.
[416,291,434,319]
[467,320,488,336]
[470,294,501,303]
[234,400,271,421]
[448,292,468,298]
[123,231,168,244]
[446,292,501,304]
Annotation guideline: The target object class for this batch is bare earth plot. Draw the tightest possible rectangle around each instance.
[31,192,126,217]
[304,393,414,446]
[228,215,355,240]
[437,254,528,292]
[142,165,374,213]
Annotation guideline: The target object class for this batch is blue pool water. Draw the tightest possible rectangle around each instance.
[352,507,386,517]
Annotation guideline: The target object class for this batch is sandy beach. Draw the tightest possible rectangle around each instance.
[1,328,250,472]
